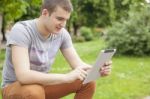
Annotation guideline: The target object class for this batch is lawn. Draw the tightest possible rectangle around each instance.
[0,39,150,99]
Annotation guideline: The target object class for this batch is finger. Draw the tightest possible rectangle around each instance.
[100,68,111,75]
[102,65,112,71]
[104,69,111,73]
[104,61,112,66]
[101,72,109,76]
[80,66,92,71]
[78,74,85,81]
[102,70,111,75]
[101,68,111,72]
[79,68,88,76]
[100,65,111,71]
[101,71,111,76]
[103,66,112,70]
[78,76,83,81]
[77,69,88,80]
[80,73,87,79]
[100,67,104,71]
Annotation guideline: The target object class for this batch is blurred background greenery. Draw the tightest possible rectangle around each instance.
[0,0,150,99]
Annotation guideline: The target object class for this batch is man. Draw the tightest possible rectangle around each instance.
[1,0,112,99]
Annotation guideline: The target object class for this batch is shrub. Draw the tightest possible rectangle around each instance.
[80,27,93,41]
[105,4,150,56]
[72,36,85,43]
[92,28,105,38]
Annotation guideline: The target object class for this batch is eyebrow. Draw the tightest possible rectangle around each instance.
[56,16,69,20]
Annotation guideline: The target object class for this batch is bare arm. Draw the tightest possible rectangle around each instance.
[61,47,84,69]
[61,47,112,77]
[61,47,91,69]
[12,45,89,85]
[12,45,70,85]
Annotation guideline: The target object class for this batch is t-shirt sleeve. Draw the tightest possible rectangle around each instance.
[60,28,73,49]
[6,23,31,48]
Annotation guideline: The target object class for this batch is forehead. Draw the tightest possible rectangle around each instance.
[51,6,71,19]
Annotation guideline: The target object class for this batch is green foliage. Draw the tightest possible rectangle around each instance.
[0,0,146,38]
[70,0,109,30]
[92,28,105,38]
[72,36,85,43]
[80,27,93,41]
[0,49,5,61]
[70,0,144,30]
[0,0,41,32]
[16,0,42,21]
[106,4,150,56]
[0,0,28,24]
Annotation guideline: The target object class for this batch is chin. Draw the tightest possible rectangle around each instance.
[53,31,60,34]
[54,29,62,33]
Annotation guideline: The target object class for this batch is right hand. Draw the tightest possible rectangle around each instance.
[66,66,91,83]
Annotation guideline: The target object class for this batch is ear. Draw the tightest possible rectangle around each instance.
[41,9,49,16]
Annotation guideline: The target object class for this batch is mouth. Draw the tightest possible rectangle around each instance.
[56,26,62,30]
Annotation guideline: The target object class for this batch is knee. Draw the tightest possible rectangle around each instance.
[22,84,45,99]
[76,80,96,92]
[85,81,96,93]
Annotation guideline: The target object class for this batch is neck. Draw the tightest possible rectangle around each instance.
[36,18,51,39]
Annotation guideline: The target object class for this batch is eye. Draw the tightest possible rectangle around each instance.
[56,17,64,21]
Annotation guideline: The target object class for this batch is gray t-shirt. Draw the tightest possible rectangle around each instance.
[1,19,72,88]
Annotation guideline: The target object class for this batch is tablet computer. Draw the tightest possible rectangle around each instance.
[82,49,116,84]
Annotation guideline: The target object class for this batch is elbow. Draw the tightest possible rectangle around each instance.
[16,71,30,84]
[17,76,28,84]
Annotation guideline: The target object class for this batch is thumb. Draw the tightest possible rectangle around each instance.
[80,66,92,71]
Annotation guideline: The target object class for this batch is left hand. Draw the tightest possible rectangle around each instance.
[100,61,112,77]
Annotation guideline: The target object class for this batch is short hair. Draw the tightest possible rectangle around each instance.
[41,0,73,14]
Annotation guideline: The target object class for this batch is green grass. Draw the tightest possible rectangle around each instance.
[0,39,150,99]
[95,56,150,99]
[0,49,5,99]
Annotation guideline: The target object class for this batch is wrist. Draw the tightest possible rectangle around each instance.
[63,74,71,83]
[65,73,76,83]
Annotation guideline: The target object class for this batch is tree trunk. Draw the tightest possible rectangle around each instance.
[73,22,79,36]
[109,0,116,23]
[66,20,71,33]
[0,13,2,43]
[2,13,6,42]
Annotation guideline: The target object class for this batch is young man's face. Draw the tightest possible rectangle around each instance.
[43,6,71,34]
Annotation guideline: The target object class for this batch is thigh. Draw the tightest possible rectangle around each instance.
[44,80,82,99]
[2,81,45,99]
